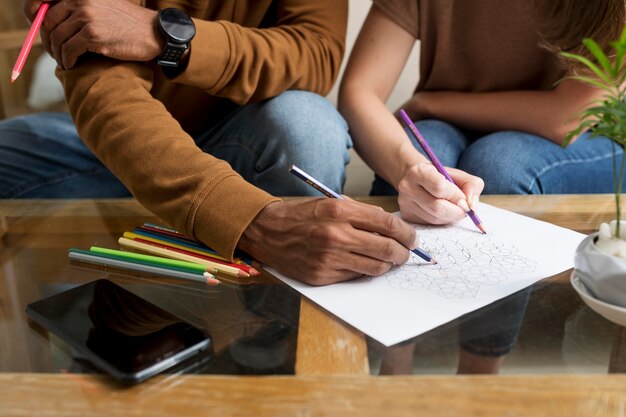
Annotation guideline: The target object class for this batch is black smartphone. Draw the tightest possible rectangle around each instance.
[26,279,212,384]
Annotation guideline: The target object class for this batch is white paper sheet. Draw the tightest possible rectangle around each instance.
[265,204,586,346]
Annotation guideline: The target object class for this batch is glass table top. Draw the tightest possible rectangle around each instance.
[0,198,623,381]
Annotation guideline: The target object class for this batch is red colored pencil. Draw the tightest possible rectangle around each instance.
[11,2,49,83]
[133,237,259,276]
[138,225,200,245]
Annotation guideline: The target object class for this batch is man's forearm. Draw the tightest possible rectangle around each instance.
[58,59,277,259]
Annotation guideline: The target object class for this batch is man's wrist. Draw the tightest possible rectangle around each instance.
[149,10,166,59]
[238,202,270,255]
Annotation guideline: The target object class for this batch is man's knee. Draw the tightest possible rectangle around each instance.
[265,92,351,188]
[262,91,348,140]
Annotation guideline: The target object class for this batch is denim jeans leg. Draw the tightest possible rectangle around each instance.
[458,131,623,194]
[370,119,470,196]
[0,113,130,198]
[194,91,352,196]
[458,287,532,357]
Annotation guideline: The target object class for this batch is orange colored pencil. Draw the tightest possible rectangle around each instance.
[11,2,49,83]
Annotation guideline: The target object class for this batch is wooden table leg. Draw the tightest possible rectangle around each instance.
[609,325,626,373]
[295,298,369,375]
[0,216,7,240]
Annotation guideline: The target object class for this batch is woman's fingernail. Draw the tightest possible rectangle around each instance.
[471,195,480,210]
[457,199,470,212]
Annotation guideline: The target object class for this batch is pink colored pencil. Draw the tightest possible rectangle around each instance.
[11,2,49,83]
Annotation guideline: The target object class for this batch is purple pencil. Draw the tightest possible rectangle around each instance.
[398,109,487,234]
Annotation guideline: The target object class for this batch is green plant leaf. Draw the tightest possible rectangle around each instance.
[561,25,626,234]
[561,52,613,85]
[612,40,626,78]
[567,75,613,93]
[613,24,626,76]
[583,38,616,78]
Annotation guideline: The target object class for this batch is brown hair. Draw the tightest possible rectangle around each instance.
[535,0,626,70]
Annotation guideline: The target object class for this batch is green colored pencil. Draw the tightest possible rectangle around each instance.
[89,246,209,274]
[68,249,219,284]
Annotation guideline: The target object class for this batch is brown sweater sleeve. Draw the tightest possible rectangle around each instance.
[170,0,348,103]
[58,59,279,260]
[55,1,347,260]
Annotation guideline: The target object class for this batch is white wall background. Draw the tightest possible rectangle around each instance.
[328,0,420,195]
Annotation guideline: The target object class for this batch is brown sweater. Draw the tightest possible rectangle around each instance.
[57,0,347,260]
[373,0,565,93]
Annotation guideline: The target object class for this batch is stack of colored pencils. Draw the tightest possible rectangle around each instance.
[119,223,260,278]
[68,223,260,286]
[68,247,221,285]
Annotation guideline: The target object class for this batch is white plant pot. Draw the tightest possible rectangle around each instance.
[574,232,626,309]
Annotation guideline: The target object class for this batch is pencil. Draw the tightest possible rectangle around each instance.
[131,236,259,276]
[289,165,343,199]
[136,226,256,269]
[11,2,49,83]
[137,225,201,245]
[89,246,216,275]
[135,226,215,251]
[118,237,250,278]
[398,109,487,234]
[288,164,436,264]
[141,224,257,265]
[68,249,220,285]
[124,231,231,262]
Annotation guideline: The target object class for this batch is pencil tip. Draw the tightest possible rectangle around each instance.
[478,224,487,234]
[204,273,220,285]
[10,70,19,83]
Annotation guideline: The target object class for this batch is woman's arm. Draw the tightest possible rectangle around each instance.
[339,5,421,188]
[403,79,605,145]
[339,6,483,225]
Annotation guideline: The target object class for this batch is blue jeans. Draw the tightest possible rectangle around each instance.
[0,91,351,198]
[372,119,624,195]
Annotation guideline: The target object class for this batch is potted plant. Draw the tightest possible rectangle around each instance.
[563,26,626,322]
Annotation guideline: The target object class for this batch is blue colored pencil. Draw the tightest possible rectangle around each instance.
[288,165,436,264]
[140,224,256,265]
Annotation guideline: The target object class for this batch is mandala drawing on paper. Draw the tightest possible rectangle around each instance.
[386,225,537,299]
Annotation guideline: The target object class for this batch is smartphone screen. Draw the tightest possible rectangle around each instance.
[26,279,212,384]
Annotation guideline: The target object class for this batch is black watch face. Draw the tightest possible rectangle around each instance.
[160,8,196,43]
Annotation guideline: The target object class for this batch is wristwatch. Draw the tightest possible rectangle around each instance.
[156,8,196,67]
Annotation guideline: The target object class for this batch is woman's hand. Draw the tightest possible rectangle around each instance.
[397,162,484,225]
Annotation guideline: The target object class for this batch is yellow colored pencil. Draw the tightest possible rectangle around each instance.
[118,237,249,278]
[123,231,232,262]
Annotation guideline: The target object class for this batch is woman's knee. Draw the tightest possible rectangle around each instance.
[411,120,469,167]
[458,132,544,194]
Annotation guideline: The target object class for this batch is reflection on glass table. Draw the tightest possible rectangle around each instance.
[368,280,618,375]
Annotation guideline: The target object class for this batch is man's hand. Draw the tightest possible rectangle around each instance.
[24,0,163,70]
[238,199,419,286]
[397,163,484,225]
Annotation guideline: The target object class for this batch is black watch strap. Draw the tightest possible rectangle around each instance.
[156,8,195,68]
[158,42,188,67]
